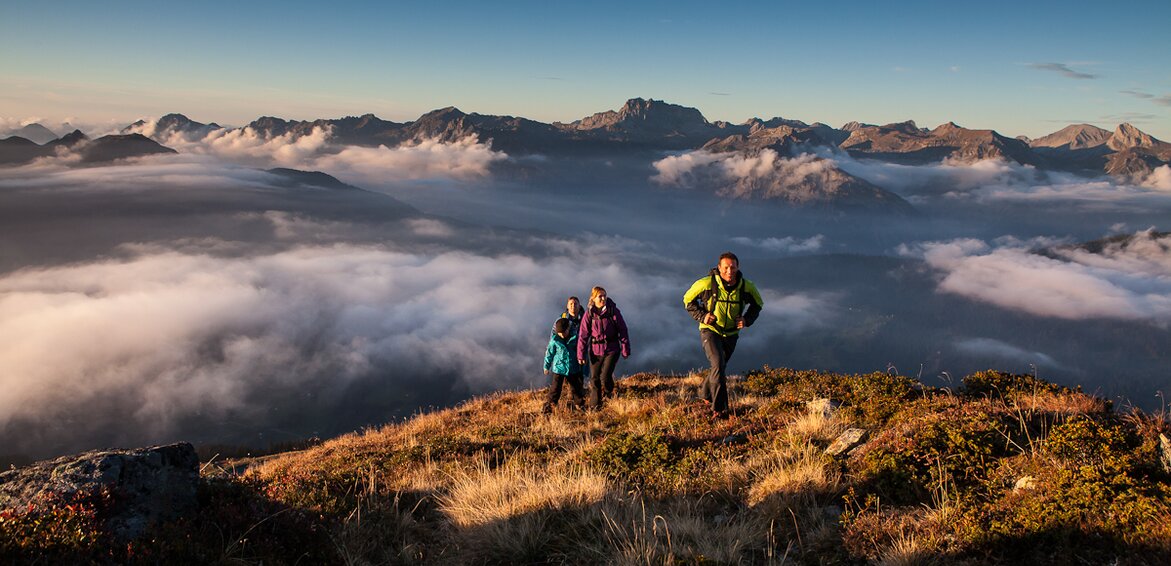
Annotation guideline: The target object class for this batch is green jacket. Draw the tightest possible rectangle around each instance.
[683,269,764,337]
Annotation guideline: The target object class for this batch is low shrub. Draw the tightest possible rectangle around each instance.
[743,366,918,427]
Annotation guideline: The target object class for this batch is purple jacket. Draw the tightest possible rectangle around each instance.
[577,298,631,360]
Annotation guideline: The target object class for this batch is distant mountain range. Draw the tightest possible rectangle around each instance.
[3,98,1169,211]
[0,130,175,165]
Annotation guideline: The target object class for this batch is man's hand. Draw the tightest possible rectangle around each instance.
[578,359,586,366]
[544,369,550,375]
[736,317,746,329]
[703,313,716,325]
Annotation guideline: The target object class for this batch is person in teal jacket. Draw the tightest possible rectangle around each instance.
[683,252,764,418]
[543,317,586,413]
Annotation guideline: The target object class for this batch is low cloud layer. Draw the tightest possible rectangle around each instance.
[731,235,825,254]
[119,121,509,184]
[0,235,831,457]
[5,136,1171,461]
[651,149,837,197]
[903,230,1171,324]
[954,337,1064,371]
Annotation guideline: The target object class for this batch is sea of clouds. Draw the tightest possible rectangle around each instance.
[3,122,1171,461]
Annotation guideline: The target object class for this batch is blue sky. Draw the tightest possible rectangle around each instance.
[3,0,1170,139]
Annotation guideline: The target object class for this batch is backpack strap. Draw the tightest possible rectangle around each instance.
[707,269,719,314]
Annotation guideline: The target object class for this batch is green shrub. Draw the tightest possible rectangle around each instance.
[853,403,1011,504]
[744,366,918,427]
[589,431,675,490]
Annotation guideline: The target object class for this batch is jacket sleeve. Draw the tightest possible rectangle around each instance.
[742,279,765,327]
[544,339,556,371]
[576,311,591,361]
[614,306,631,358]
[682,277,709,322]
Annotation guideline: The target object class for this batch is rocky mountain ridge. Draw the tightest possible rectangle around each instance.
[5,98,1169,181]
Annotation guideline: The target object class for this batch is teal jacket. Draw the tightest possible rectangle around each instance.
[544,333,584,375]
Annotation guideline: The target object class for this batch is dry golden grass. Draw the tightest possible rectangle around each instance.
[787,400,848,442]
[1010,389,1110,415]
[437,458,609,528]
[220,370,1167,565]
[746,441,842,510]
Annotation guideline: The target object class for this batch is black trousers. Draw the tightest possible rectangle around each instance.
[545,371,585,410]
[700,329,738,413]
[588,352,619,410]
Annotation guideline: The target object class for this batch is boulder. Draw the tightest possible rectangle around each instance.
[1160,433,1171,473]
[826,428,868,456]
[0,443,198,541]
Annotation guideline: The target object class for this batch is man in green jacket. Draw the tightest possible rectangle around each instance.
[683,252,764,418]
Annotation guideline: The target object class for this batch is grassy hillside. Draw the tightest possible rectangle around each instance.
[3,368,1170,564]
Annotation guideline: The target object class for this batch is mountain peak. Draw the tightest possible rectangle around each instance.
[418,106,467,121]
[52,130,89,147]
[1030,123,1111,150]
[933,121,963,133]
[1107,123,1160,151]
[6,123,59,145]
[562,98,710,137]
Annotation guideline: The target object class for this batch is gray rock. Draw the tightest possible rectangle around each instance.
[1013,475,1037,492]
[1160,433,1171,473]
[0,443,198,541]
[825,428,868,456]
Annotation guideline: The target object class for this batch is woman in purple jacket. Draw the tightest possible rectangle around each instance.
[576,286,631,410]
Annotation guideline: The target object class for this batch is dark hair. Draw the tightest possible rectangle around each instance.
[718,252,739,264]
[567,296,580,303]
[553,317,570,334]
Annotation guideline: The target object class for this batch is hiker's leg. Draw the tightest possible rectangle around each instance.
[567,372,585,408]
[598,352,619,398]
[589,356,604,410]
[700,329,724,405]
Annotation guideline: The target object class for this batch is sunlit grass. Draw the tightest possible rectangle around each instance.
[6,369,1169,564]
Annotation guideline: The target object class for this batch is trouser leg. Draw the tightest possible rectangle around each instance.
[567,372,585,408]
[589,352,618,409]
[589,355,604,410]
[700,330,738,413]
[545,372,567,411]
[600,353,618,397]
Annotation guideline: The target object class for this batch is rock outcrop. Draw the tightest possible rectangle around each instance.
[841,120,1044,166]
[0,443,199,541]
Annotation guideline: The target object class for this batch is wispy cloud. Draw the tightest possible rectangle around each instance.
[1121,89,1154,99]
[1099,112,1157,123]
[709,92,732,96]
[1028,62,1098,80]
[1118,89,1171,107]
